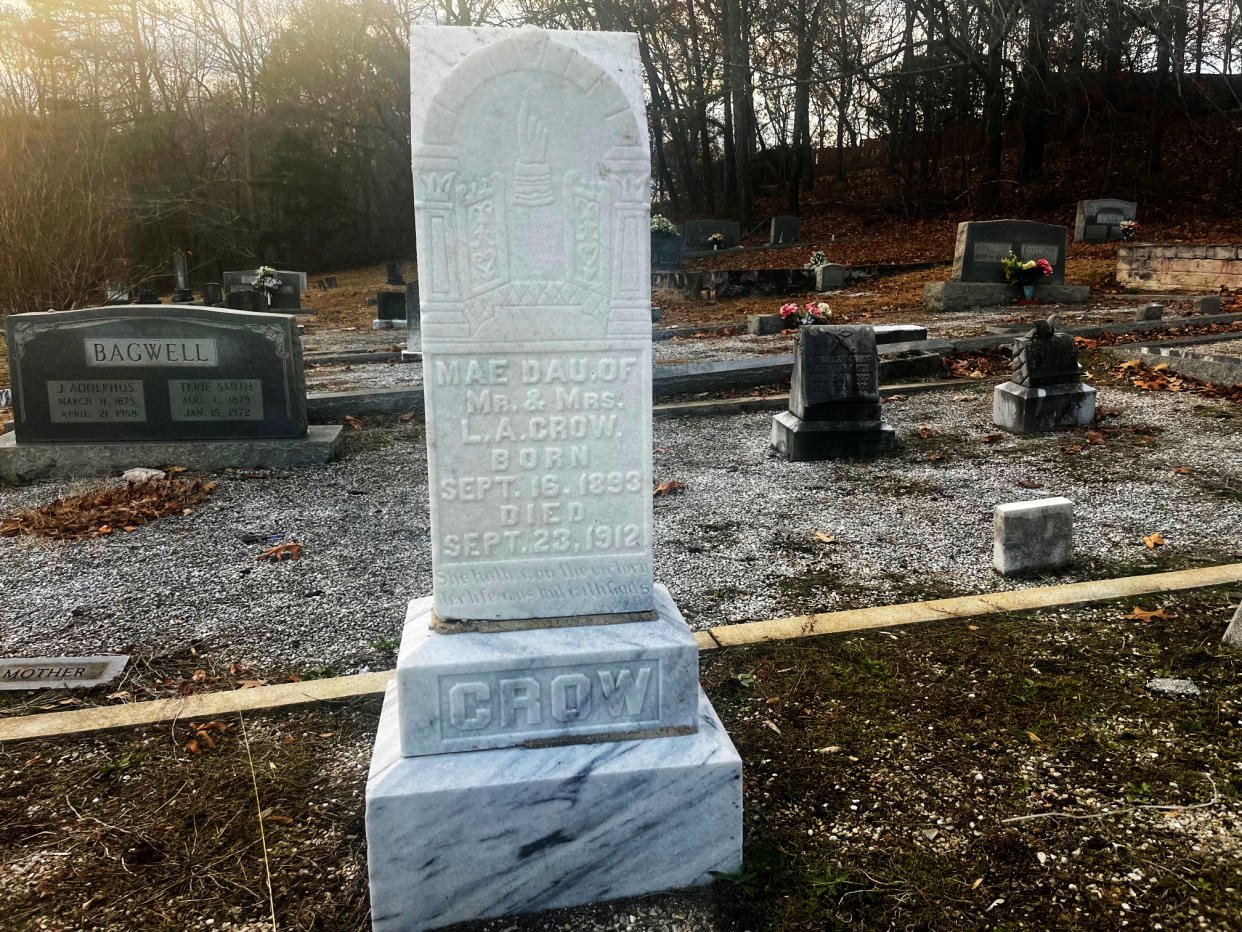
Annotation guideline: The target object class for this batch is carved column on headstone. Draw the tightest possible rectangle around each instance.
[412,158,462,341]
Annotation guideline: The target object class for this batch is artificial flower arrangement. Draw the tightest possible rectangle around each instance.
[650,215,679,236]
[707,232,726,246]
[804,249,829,269]
[252,265,282,295]
[1001,252,1053,287]
[1120,219,1138,241]
[779,301,832,327]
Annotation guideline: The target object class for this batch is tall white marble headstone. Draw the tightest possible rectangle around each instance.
[364,26,742,932]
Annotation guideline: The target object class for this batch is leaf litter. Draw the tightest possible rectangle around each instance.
[0,478,216,541]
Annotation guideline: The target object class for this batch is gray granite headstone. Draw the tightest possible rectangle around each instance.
[404,282,421,325]
[951,220,1067,285]
[201,282,224,306]
[225,290,267,314]
[816,263,845,291]
[769,215,801,245]
[1074,199,1137,243]
[386,260,406,285]
[4,306,308,443]
[136,285,159,304]
[684,220,740,249]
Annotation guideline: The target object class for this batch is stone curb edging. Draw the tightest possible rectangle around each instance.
[2,563,1238,744]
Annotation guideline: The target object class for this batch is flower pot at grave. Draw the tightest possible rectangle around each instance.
[1023,284,1036,300]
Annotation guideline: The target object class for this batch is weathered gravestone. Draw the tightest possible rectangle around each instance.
[924,220,1090,311]
[0,655,128,690]
[771,325,895,460]
[365,26,742,932]
[992,316,1096,434]
[200,282,224,306]
[136,285,159,304]
[0,306,342,482]
[171,250,194,303]
[386,260,406,285]
[769,215,801,245]
[373,291,407,330]
[223,269,306,311]
[993,498,1074,576]
[1074,199,1137,243]
[816,263,846,291]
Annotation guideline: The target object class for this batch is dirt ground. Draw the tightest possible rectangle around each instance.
[1,588,1238,931]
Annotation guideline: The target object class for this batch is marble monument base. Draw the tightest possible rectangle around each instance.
[771,410,896,461]
[396,585,701,755]
[992,381,1096,434]
[366,684,742,931]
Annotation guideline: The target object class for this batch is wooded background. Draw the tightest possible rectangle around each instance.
[1,0,1239,312]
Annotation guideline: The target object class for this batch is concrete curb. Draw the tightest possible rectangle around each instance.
[2,562,1238,743]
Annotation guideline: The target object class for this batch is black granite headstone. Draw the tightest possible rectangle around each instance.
[223,269,304,310]
[226,290,267,314]
[4,306,308,443]
[136,286,159,304]
[1073,199,1137,243]
[1010,318,1082,388]
[386,260,406,286]
[201,282,224,306]
[376,291,406,321]
[789,326,882,422]
[951,220,1067,284]
[651,232,684,270]
[684,220,741,249]
[769,215,801,245]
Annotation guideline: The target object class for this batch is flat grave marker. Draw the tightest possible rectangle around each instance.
[0,655,128,690]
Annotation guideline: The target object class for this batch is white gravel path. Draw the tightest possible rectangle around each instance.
[1,385,1238,672]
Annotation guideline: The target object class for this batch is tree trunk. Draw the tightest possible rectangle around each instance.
[1019,0,1051,183]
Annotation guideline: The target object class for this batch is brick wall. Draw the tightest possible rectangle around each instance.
[1116,244,1242,292]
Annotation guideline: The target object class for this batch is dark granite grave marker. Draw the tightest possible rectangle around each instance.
[1073,199,1137,243]
[684,220,741,249]
[405,282,421,325]
[223,269,305,310]
[201,282,224,306]
[4,306,308,443]
[769,215,801,245]
[386,260,406,285]
[136,285,159,304]
[376,291,406,321]
[951,220,1067,284]
[1010,319,1081,387]
[226,290,267,313]
[651,232,684,270]
[772,325,895,460]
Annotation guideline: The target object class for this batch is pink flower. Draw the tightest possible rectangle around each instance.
[779,303,797,318]
[1036,258,1053,275]
[805,302,817,311]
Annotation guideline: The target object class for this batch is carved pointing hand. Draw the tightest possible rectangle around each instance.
[516,100,549,165]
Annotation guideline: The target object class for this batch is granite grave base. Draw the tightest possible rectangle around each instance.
[770,410,896,461]
[366,683,742,932]
[395,585,700,756]
[923,281,1089,312]
[992,381,1096,434]
[0,424,344,484]
[372,319,410,331]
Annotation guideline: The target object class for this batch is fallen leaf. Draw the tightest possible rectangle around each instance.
[1144,532,1166,550]
[653,447,668,453]
[344,415,364,431]
[1026,731,1041,743]
[952,395,974,403]
[1017,480,1043,489]
[812,532,836,544]
[1125,606,1172,621]
[1085,430,1106,444]
[236,680,265,690]
[980,433,1003,444]
[1173,466,1192,475]
[972,878,984,890]
[399,410,416,421]
[917,425,936,438]
[652,481,685,497]
[191,669,208,684]
[186,738,201,755]
[927,453,943,462]
[255,542,304,562]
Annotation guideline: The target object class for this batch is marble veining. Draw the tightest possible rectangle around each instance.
[368,685,742,931]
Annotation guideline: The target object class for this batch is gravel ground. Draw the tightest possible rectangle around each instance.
[304,359,423,392]
[301,328,410,354]
[1,382,1240,673]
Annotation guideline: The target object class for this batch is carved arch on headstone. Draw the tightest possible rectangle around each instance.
[413,31,650,341]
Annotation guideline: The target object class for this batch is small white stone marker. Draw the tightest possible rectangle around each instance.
[993,497,1073,576]
[1223,601,1242,649]
[0,655,128,690]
